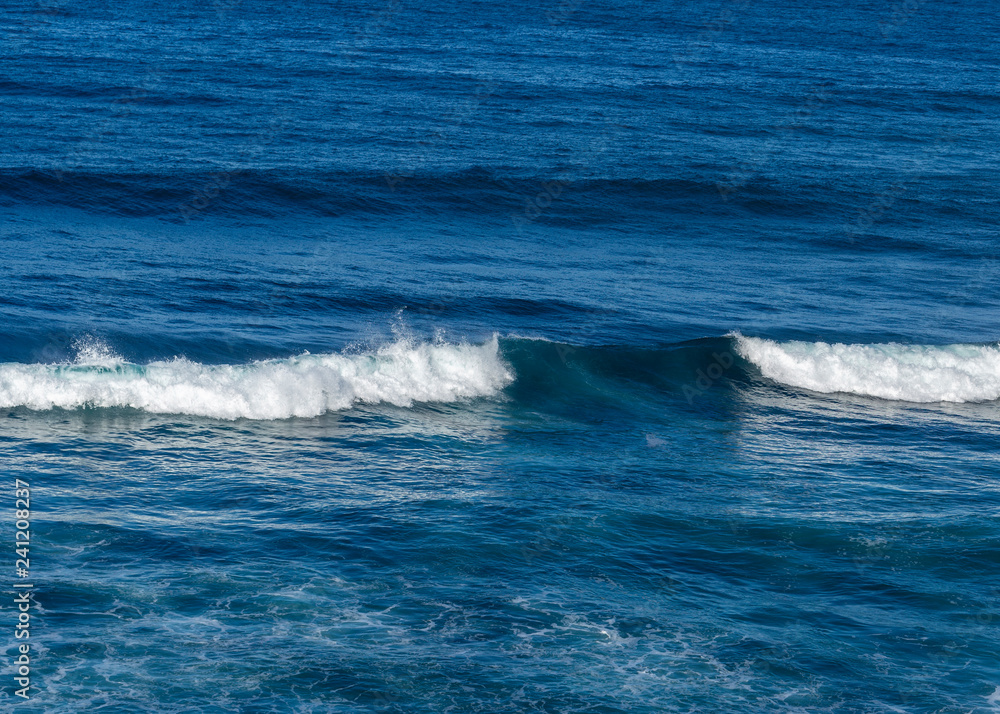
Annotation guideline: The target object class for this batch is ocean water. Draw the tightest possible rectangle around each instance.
[2,0,1000,711]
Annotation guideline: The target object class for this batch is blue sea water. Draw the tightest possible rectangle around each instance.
[2,0,1000,710]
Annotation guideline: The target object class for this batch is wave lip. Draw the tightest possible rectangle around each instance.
[0,336,513,420]
[734,334,1000,403]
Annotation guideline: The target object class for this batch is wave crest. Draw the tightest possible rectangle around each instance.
[0,336,513,419]
[735,334,1000,403]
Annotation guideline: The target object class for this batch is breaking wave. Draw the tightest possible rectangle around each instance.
[7,331,1000,418]
[735,334,1000,403]
[0,336,513,420]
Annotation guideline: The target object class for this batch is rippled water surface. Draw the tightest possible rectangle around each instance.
[2,0,999,711]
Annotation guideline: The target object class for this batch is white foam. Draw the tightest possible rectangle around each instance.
[0,336,513,419]
[734,334,1000,403]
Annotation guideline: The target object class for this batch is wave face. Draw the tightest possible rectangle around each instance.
[735,334,1000,403]
[0,336,513,420]
[7,333,1000,419]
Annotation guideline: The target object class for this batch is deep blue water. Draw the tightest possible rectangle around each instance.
[2,0,1000,711]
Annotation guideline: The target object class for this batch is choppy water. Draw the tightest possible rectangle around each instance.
[2,0,999,711]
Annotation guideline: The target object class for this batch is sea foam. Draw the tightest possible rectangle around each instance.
[735,334,1000,403]
[0,336,513,419]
